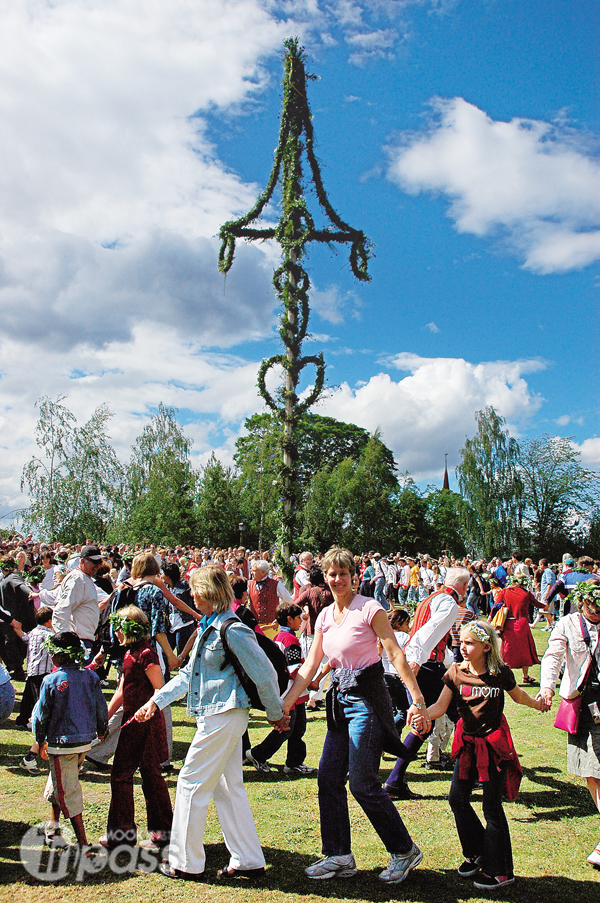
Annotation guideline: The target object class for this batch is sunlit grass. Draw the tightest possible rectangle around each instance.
[0,630,598,902]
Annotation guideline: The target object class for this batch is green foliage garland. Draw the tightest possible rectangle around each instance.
[218,37,372,573]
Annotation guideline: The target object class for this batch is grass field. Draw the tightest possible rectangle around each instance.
[1,631,599,903]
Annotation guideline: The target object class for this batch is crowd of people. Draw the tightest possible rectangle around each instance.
[1,533,600,888]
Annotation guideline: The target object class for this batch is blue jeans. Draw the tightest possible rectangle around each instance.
[0,679,15,724]
[317,693,413,856]
[374,577,388,609]
[449,756,513,878]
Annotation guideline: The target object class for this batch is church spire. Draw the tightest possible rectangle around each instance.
[443,453,450,491]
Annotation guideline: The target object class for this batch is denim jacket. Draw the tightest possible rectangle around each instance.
[152,606,283,722]
[32,665,109,749]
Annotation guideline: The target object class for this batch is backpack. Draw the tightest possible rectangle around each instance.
[97,580,152,651]
[219,616,289,710]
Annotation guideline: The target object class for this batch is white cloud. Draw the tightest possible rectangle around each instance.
[424,321,440,333]
[577,438,600,470]
[0,325,266,518]
[387,98,600,273]
[310,285,362,324]
[315,353,545,478]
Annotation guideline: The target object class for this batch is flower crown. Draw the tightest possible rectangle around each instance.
[468,622,490,644]
[109,612,148,641]
[570,581,600,610]
[507,574,530,589]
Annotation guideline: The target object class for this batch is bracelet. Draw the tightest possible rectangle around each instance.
[412,701,425,710]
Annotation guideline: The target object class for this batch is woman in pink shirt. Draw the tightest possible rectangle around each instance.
[283,547,428,885]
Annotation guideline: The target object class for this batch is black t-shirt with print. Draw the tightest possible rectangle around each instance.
[442,662,516,737]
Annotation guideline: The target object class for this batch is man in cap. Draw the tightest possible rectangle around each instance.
[52,545,102,660]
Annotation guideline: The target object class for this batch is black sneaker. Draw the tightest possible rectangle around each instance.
[473,873,515,890]
[457,856,482,877]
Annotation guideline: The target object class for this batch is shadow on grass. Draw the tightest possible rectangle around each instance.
[2,835,598,901]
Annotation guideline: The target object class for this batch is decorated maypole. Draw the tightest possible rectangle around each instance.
[219,38,371,579]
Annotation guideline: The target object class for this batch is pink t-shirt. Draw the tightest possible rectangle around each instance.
[315,594,384,669]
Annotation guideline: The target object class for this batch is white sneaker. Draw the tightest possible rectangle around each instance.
[283,764,316,775]
[587,844,600,867]
[305,853,358,879]
[379,843,423,884]
[245,750,270,773]
[21,756,40,774]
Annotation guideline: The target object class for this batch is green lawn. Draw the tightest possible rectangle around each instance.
[1,630,599,902]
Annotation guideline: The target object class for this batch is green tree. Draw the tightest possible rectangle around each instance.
[119,403,197,545]
[301,435,398,552]
[234,415,281,551]
[456,406,522,557]
[425,488,467,558]
[518,435,600,559]
[393,476,430,555]
[196,454,241,548]
[21,396,122,542]
[235,413,396,551]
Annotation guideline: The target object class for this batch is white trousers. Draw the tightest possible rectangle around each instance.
[168,707,265,875]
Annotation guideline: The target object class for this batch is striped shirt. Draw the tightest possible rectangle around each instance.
[24,625,54,677]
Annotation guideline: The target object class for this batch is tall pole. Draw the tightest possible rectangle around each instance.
[219,38,371,580]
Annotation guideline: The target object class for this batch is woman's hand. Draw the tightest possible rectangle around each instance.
[407,702,431,734]
[536,688,554,710]
[135,700,158,722]
[167,652,180,671]
[268,713,291,733]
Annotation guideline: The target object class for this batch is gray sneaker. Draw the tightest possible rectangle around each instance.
[379,843,423,884]
[305,854,358,879]
[283,764,316,776]
[245,750,270,773]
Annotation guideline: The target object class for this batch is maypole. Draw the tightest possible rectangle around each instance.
[219,37,371,579]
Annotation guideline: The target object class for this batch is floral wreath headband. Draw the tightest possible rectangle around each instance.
[466,622,490,644]
[507,574,530,589]
[571,581,600,611]
[109,612,148,641]
[43,635,85,663]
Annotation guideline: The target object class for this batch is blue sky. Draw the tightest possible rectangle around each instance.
[0,0,598,519]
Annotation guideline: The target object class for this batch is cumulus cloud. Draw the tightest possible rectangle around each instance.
[310,285,363,324]
[0,325,266,516]
[387,98,600,273]
[577,438,600,470]
[0,232,276,351]
[315,353,545,478]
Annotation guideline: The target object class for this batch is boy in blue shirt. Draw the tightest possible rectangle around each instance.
[32,631,108,848]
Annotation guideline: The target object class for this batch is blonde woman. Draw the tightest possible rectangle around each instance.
[136,565,287,881]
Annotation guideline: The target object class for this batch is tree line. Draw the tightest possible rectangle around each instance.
[18,397,600,561]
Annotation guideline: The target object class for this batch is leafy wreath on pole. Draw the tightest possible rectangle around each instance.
[219,37,372,576]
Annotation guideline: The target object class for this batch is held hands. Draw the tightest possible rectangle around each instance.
[268,713,291,733]
[135,700,158,722]
[407,703,431,734]
[536,688,554,712]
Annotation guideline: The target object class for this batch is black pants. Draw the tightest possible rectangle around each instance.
[449,756,513,878]
[15,674,45,726]
[251,703,307,768]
